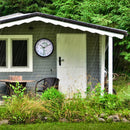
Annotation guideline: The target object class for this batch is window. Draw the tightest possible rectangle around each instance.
[0,40,6,66]
[12,40,27,66]
[0,35,33,72]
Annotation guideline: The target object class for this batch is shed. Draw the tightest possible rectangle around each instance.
[0,12,128,98]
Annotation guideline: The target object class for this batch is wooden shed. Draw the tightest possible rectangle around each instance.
[0,12,128,98]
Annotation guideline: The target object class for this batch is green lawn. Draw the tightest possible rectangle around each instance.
[113,76,130,101]
[0,123,130,130]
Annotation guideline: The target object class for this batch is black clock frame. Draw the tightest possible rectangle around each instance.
[34,38,54,58]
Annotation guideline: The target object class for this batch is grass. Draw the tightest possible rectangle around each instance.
[113,76,130,101]
[117,84,130,101]
[0,122,130,130]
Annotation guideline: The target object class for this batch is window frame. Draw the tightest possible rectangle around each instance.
[0,35,33,72]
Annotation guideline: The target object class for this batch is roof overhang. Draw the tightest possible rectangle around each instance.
[0,13,128,39]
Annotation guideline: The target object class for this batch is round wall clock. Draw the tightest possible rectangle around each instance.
[35,38,54,57]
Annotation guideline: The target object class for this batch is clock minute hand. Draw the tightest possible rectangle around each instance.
[40,45,45,48]
[45,44,51,48]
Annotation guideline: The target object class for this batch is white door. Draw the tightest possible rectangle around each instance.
[57,34,87,98]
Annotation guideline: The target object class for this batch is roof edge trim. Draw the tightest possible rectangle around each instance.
[0,16,125,39]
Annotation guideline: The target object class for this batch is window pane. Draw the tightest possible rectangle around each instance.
[12,40,27,66]
[0,40,6,66]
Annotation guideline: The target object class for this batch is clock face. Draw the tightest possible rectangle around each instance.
[35,39,54,57]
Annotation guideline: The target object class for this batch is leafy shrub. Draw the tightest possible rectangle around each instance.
[98,94,122,110]
[2,82,26,101]
[41,87,64,105]
[40,88,65,121]
[1,81,129,124]
[122,99,130,109]
[118,109,130,120]
[86,83,124,116]
[10,82,26,98]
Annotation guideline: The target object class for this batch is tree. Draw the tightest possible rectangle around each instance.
[45,0,130,68]
[0,0,52,16]
[0,0,129,72]
[41,0,83,20]
[80,0,130,64]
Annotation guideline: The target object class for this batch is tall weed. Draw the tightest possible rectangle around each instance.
[0,106,7,120]
[63,96,87,121]
[1,80,129,124]
[6,95,50,123]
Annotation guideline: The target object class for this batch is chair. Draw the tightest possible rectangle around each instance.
[35,77,59,94]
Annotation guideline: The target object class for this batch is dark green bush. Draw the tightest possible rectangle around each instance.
[98,94,122,110]
[41,87,64,104]
[41,88,65,121]
[122,99,130,109]
[87,84,123,111]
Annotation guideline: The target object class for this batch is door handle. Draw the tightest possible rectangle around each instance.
[59,57,64,66]
[59,57,61,66]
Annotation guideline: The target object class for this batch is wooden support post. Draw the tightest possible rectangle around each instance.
[100,35,106,95]
[108,36,113,94]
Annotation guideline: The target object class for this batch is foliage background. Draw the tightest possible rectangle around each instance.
[0,0,129,73]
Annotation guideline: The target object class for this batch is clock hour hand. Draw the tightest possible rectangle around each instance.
[40,44,51,48]
[40,45,45,48]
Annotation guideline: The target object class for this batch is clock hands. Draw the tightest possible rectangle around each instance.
[40,44,52,56]
[35,39,53,57]
[45,44,51,47]
[40,45,45,48]
[40,44,51,49]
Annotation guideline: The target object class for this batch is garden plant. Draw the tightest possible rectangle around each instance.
[0,79,129,125]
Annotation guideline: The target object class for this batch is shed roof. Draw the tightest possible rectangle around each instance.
[0,12,128,39]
